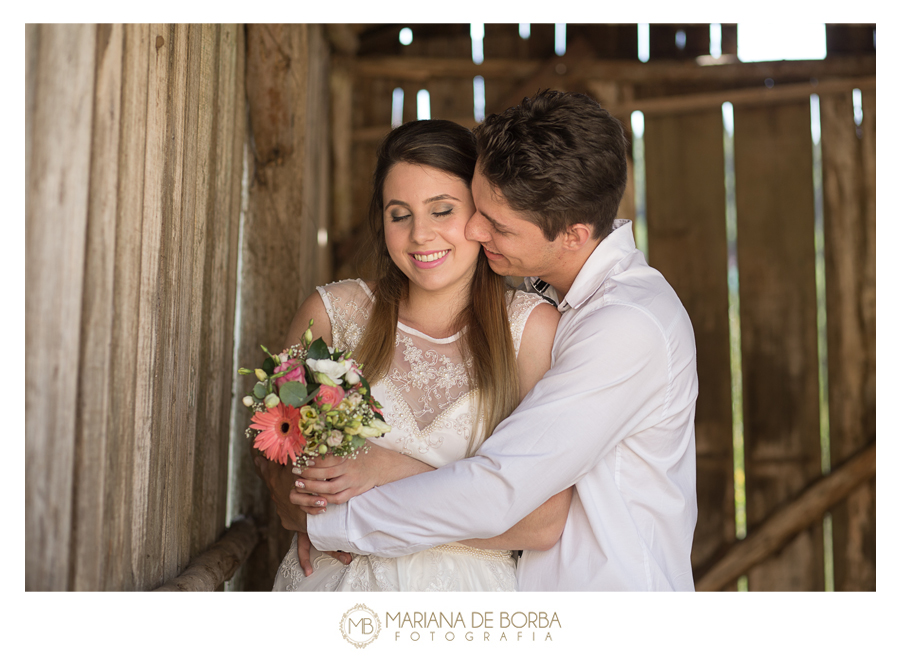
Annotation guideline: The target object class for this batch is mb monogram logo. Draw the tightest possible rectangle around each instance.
[340,603,382,648]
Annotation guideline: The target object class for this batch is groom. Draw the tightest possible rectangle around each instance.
[264,90,698,590]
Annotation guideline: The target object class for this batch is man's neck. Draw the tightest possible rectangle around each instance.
[541,237,603,299]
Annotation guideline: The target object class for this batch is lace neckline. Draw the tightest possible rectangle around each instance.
[356,279,463,344]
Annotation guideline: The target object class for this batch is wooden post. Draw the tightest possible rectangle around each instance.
[26,23,96,592]
[643,109,734,576]
[820,88,876,590]
[734,100,824,590]
[231,24,333,591]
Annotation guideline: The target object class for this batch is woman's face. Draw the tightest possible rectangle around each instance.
[382,162,480,298]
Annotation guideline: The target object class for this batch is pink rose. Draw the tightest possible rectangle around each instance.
[315,384,345,409]
[274,358,306,386]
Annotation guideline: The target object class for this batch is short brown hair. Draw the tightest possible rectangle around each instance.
[474,89,628,240]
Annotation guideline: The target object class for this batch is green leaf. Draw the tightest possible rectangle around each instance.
[279,381,308,408]
[253,382,267,399]
[262,356,276,376]
[306,337,330,361]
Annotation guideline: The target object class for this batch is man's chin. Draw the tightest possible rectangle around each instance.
[485,258,510,276]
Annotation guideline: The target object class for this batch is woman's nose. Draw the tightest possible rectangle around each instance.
[410,216,435,243]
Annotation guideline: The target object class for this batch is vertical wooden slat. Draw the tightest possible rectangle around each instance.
[734,101,824,591]
[153,23,192,583]
[194,23,243,564]
[306,26,334,292]
[103,23,150,591]
[643,109,733,577]
[131,22,171,591]
[25,23,96,591]
[331,59,354,245]
[72,23,124,591]
[235,23,334,590]
[168,22,203,579]
[820,89,876,591]
[187,23,219,560]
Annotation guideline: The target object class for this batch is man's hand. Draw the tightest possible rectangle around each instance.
[254,452,307,533]
[295,532,351,577]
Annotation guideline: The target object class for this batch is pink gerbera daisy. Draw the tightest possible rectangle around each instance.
[250,403,306,465]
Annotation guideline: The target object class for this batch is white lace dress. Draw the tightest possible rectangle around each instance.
[272,279,549,592]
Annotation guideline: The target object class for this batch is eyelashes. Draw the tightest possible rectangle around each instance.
[389,208,454,222]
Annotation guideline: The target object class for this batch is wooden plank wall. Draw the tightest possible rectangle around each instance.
[820,89,876,590]
[643,109,734,579]
[25,23,246,591]
[733,100,825,591]
[643,89,875,590]
[228,24,333,591]
[334,24,876,591]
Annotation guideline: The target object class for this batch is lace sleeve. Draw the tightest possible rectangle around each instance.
[505,289,552,356]
[316,279,375,352]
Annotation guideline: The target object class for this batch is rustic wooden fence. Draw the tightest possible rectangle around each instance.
[26,23,248,591]
[25,23,875,591]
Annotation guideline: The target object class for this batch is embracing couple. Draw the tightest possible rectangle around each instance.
[256,89,698,592]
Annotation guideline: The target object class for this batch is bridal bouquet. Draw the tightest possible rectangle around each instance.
[239,320,391,467]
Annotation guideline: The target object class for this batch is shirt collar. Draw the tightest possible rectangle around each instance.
[524,219,636,313]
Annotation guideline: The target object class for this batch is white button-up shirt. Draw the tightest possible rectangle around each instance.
[309,220,698,591]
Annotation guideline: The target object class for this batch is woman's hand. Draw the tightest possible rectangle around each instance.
[289,441,435,513]
[289,443,385,513]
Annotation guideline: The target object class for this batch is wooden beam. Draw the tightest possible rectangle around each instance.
[341,53,875,85]
[695,442,876,592]
[154,517,259,591]
[353,115,479,142]
[603,76,876,118]
[487,36,595,115]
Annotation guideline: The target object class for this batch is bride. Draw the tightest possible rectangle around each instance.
[265,119,569,591]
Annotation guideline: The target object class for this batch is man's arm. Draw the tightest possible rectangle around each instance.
[309,303,673,556]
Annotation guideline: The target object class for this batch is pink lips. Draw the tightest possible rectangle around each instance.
[481,245,504,261]
[410,249,450,269]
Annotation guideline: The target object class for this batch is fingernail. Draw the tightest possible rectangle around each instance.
[295,480,305,489]
[291,467,302,475]
[315,500,325,507]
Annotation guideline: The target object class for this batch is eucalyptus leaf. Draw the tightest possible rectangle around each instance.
[253,382,267,399]
[307,337,330,361]
[279,381,308,408]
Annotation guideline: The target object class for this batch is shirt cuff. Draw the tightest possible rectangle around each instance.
[307,502,354,553]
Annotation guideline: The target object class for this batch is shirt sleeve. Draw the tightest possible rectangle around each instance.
[308,301,671,556]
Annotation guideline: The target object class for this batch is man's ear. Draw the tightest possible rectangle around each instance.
[560,223,594,251]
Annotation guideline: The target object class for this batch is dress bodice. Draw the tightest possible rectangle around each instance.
[317,279,548,468]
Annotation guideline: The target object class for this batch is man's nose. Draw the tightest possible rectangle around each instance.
[465,212,490,242]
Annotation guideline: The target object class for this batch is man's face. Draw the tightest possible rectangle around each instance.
[467,169,563,281]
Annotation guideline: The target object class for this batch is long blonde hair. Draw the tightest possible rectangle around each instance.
[354,120,519,455]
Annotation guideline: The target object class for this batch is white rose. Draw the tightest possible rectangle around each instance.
[306,358,350,385]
